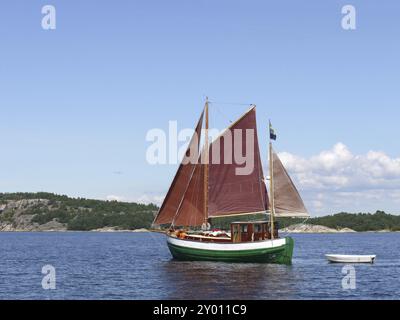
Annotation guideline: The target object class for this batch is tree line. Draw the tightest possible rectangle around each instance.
[1,193,399,232]
[0,192,158,231]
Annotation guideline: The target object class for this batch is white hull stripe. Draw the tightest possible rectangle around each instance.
[167,236,287,251]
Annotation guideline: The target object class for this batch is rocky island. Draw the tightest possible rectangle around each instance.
[0,193,157,232]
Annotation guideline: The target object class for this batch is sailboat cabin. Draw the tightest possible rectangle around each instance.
[231,221,278,243]
[171,221,279,244]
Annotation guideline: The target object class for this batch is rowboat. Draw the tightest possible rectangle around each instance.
[326,254,376,264]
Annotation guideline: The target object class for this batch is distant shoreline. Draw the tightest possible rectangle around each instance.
[0,228,399,234]
[2,193,400,233]
[0,228,161,233]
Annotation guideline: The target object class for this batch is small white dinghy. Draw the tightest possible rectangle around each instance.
[326,254,376,264]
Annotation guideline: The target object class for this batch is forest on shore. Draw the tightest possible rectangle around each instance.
[0,192,157,231]
[1,192,399,232]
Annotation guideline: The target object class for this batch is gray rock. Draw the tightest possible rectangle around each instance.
[280,224,356,233]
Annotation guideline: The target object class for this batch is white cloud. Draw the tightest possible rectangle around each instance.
[107,143,400,216]
[134,193,164,206]
[106,193,164,206]
[278,143,400,215]
[106,195,125,202]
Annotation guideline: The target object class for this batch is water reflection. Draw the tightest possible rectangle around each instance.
[160,259,302,299]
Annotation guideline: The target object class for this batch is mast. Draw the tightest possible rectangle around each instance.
[269,121,275,240]
[203,97,209,228]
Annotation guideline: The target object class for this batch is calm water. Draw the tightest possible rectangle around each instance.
[0,232,399,300]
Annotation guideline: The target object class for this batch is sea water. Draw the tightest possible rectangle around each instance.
[0,232,399,300]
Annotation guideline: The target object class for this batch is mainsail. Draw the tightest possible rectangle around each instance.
[272,151,309,218]
[208,107,268,217]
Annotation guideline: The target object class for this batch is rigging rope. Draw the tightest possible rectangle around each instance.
[208,100,254,106]
[208,99,254,127]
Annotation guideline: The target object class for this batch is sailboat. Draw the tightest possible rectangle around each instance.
[152,99,309,264]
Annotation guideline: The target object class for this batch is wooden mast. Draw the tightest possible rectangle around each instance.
[269,123,275,240]
[203,97,209,228]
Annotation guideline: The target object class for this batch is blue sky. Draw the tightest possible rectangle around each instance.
[1,1,400,215]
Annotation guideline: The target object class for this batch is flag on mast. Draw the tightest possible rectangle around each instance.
[269,120,277,141]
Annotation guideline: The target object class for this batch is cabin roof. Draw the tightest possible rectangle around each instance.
[231,221,269,225]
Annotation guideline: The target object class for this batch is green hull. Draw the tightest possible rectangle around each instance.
[167,237,294,265]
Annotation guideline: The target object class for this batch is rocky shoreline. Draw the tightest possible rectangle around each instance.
[0,197,156,232]
[0,224,396,233]
[279,224,356,233]
[90,227,150,233]
[0,227,398,233]
[0,225,151,232]
[0,198,397,234]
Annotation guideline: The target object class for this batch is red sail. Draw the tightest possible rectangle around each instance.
[173,162,205,227]
[208,107,268,217]
[153,111,204,225]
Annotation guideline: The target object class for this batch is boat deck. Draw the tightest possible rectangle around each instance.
[184,234,231,242]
